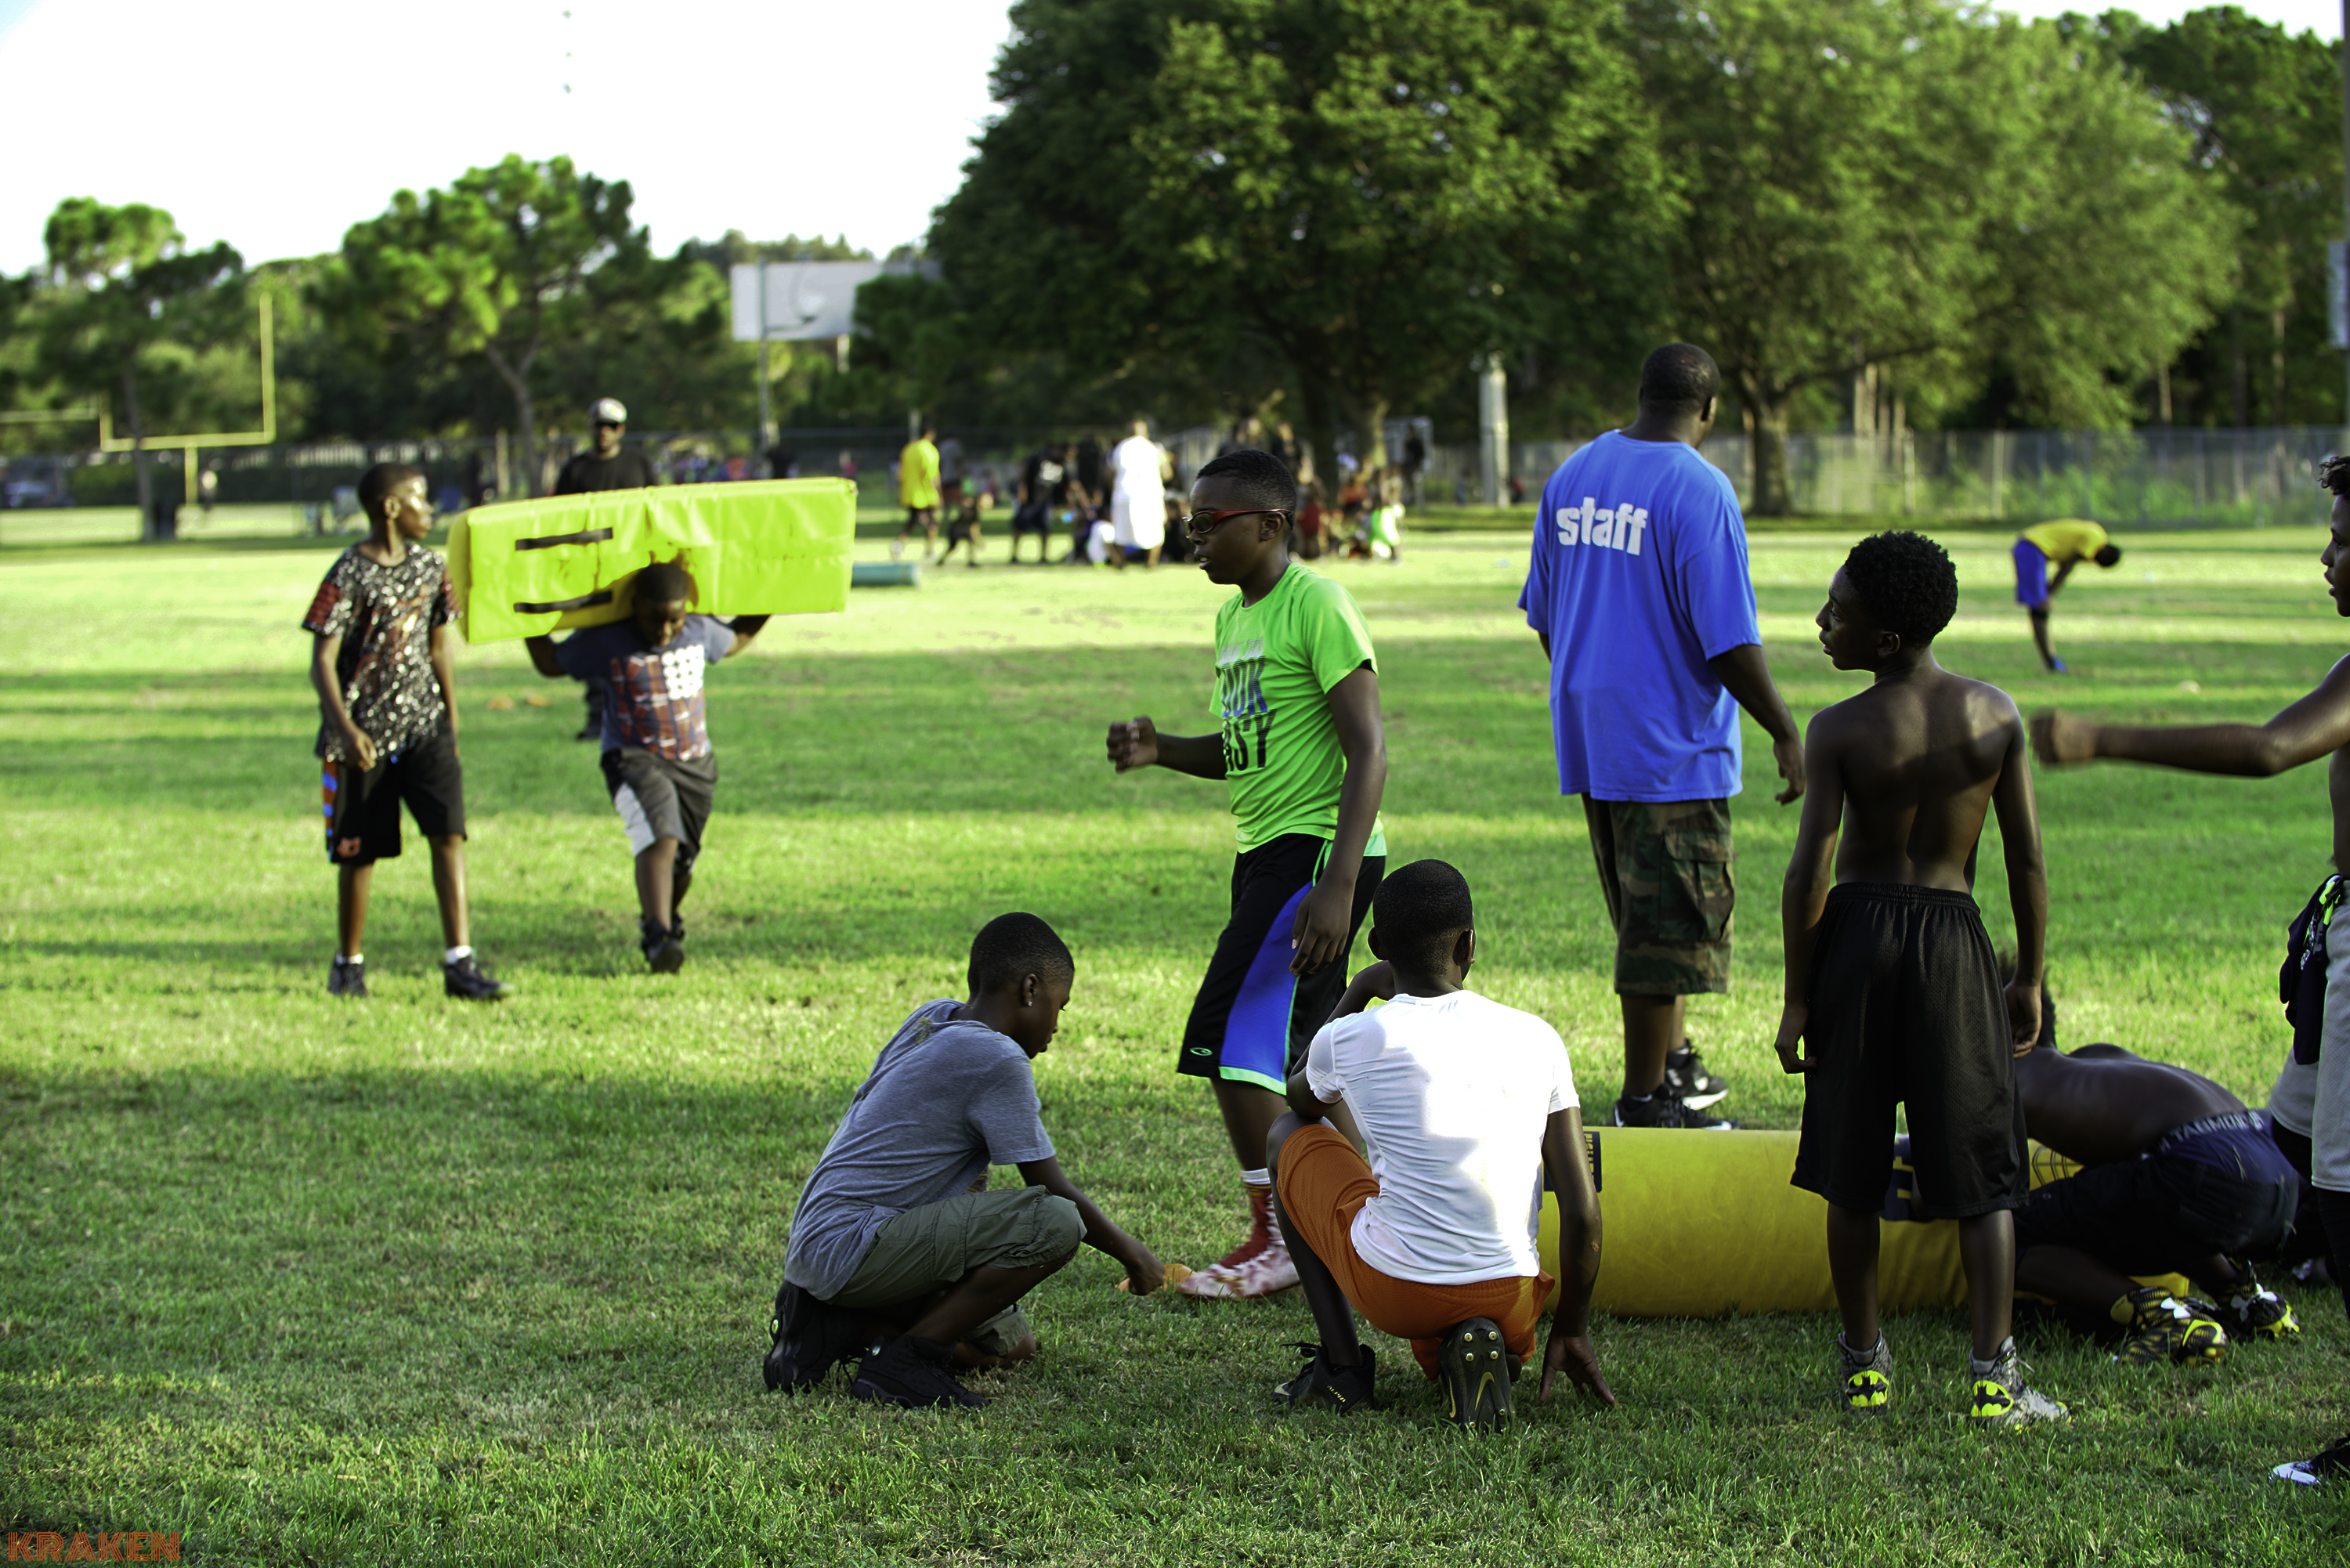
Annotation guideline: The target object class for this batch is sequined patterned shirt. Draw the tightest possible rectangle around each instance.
[302,544,454,761]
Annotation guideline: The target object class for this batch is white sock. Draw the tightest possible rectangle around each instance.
[338,952,362,966]
[1240,1168,1271,1187]
[444,945,472,966]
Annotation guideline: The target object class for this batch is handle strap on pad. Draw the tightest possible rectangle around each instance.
[513,590,614,614]
[515,528,615,551]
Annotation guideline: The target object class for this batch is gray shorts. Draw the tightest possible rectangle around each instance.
[829,1186,1084,1355]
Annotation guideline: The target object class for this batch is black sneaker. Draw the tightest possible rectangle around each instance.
[574,721,601,742]
[849,1335,986,1410]
[443,954,512,1001]
[2210,1265,2301,1341]
[1837,1331,1895,1415]
[1664,1039,1728,1111]
[764,1282,871,1393]
[327,954,367,999]
[1613,1090,1737,1130]
[1437,1317,1512,1432]
[1274,1342,1377,1414]
[2273,1433,2350,1486]
[641,919,685,975]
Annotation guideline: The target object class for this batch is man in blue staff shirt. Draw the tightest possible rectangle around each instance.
[1519,342,1806,1129]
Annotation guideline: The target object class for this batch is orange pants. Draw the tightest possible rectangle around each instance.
[1276,1123,1553,1378]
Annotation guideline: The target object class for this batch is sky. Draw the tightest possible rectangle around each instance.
[0,0,2341,276]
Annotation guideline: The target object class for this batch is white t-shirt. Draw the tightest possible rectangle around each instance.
[1303,988,1577,1285]
[1110,435,1163,497]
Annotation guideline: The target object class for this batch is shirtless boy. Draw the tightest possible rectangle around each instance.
[2032,454,2350,1483]
[1777,530,2066,1426]
[2013,1017,2301,1364]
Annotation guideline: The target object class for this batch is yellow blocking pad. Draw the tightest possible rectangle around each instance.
[446,479,855,642]
[1536,1129,2189,1317]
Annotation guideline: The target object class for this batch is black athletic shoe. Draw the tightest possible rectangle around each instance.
[849,1335,986,1410]
[443,954,512,1001]
[641,919,685,975]
[1437,1317,1513,1432]
[1275,1342,1376,1414]
[327,954,367,999]
[574,721,601,742]
[764,1282,871,1393]
[1612,1090,1737,1130]
[2210,1265,2301,1341]
[1663,1039,1729,1111]
[2274,1434,2350,1486]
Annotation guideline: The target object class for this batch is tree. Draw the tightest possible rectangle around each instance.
[34,197,242,531]
[2084,6,2343,425]
[933,0,1661,481]
[318,156,652,495]
[1630,0,2236,511]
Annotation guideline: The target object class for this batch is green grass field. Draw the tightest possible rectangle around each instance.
[4,522,2348,1563]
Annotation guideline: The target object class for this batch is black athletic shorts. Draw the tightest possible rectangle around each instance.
[322,721,465,867]
[1791,883,2026,1219]
[1177,835,1383,1093]
[1010,501,1050,536]
[601,748,718,877]
[2014,1111,2299,1274]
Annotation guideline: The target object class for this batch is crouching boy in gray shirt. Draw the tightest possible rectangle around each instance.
[765,912,1166,1409]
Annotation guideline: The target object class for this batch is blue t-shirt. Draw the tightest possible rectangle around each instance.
[1517,431,1761,802]
[552,615,736,759]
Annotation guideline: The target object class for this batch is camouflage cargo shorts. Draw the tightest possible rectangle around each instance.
[1582,795,1734,996]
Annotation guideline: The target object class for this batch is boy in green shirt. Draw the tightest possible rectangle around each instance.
[1105,448,1389,1299]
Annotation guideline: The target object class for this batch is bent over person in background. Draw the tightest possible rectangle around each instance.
[2032,453,2350,1485]
[765,914,1164,1410]
[1266,859,1613,1431]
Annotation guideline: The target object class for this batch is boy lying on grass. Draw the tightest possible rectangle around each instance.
[765,913,1164,1410]
[523,561,768,974]
[1777,529,2066,1427]
[1264,859,1613,1433]
[2011,994,2301,1364]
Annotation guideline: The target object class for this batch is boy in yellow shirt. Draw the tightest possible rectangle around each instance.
[2013,518,2121,673]
[893,424,943,562]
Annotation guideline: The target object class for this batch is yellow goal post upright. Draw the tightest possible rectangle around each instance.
[0,294,276,508]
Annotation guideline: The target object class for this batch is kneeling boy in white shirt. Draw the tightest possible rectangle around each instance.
[1265,858,1615,1431]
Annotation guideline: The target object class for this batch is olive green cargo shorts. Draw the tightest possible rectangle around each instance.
[828,1186,1084,1356]
[1583,795,1735,997]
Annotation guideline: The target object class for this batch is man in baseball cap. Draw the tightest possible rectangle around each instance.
[553,397,661,739]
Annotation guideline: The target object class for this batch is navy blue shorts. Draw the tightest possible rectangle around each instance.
[1177,835,1382,1093]
[2015,1111,2300,1274]
[2013,539,2051,610]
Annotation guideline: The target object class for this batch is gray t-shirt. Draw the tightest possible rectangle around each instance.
[784,1000,1056,1299]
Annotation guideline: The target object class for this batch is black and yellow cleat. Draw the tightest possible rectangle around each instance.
[1276,1342,1377,1414]
[2213,1266,2301,1342]
[2115,1286,2228,1367]
[1966,1338,2068,1429]
[1437,1317,1512,1433]
[1836,1332,1894,1416]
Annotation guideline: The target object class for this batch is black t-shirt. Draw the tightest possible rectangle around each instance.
[1022,453,1069,506]
[552,448,660,495]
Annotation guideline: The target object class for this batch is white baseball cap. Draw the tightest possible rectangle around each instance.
[590,397,628,425]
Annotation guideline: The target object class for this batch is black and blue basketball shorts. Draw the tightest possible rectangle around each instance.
[320,722,465,867]
[1177,834,1383,1093]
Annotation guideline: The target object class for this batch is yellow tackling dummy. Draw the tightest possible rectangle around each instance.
[446,478,855,642]
[1536,1129,2189,1317]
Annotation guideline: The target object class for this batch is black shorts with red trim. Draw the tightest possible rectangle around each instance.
[321,723,465,866]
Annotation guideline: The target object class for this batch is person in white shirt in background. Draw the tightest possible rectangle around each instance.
[1108,418,1172,569]
[1264,858,1615,1431]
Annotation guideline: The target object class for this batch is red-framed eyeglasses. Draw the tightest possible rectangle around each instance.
[1180,506,1289,542]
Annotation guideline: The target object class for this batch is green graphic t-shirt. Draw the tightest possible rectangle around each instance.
[1211,565,1387,854]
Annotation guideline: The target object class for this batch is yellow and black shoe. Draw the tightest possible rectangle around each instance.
[1967,1338,2068,1429]
[1276,1342,1377,1415]
[2115,1286,2228,1367]
[2213,1267,2301,1342]
[1437,1317,1512,1433]
[1836,1332,1894,1416]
